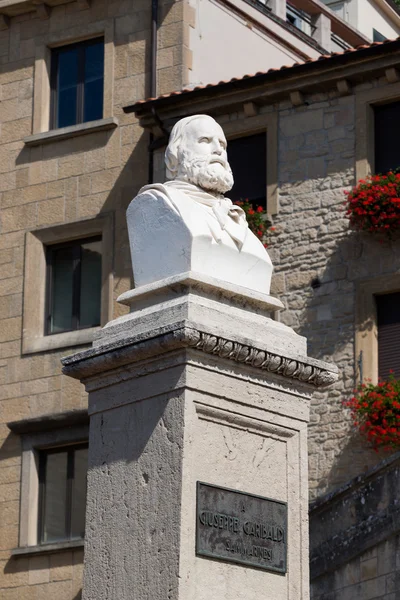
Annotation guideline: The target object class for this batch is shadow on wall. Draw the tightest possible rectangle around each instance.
[14,0,179,291]
[16,127,150,294]
[294,228,400,495]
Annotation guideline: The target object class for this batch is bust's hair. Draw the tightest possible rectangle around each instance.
[165,114,217,180]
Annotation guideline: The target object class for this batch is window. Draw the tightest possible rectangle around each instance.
[23,215,113,354]
[46,236,102,335]
[320,0,346,19]
[376,292,400,379]
[227,133,267,208]
[8,409,89,552]
[50,38,104,130]
[374,101,400,174]
[355,275,400,384]
[286,5,312,35]
[373,29,387,43]
[38,444,88,544]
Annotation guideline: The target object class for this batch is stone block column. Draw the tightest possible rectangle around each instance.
[269,0,287,21]
[311,12,331,52]
[62,273,337,600]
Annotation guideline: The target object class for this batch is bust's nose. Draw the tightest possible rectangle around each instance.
[210,137,223,154]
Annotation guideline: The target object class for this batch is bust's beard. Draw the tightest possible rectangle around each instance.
[177,156,234,195]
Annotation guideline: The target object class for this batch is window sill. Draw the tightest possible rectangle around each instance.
[12,539,84,557]
[24,117,118,147]
[22,326,100,355]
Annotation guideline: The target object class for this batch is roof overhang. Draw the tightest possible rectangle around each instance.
[0,0,76,19]
[124,39,400,133]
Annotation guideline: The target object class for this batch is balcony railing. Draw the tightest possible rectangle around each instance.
[286,3,316,37]
[330,31,352,51]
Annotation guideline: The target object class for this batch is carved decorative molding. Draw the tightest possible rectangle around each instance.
[185,328,337,387]
[62,324,338,388]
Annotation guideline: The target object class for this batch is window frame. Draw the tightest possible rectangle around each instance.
[22,214,114,355]
[355,275,400,385]
[355,81,400,182]
[45,235,102,336]
[7,412,89,552]
[30,24,115,138]
[50,37,105,130]
[38,442,89,545]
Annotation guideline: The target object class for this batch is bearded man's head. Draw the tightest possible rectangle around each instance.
[165,115,234,194]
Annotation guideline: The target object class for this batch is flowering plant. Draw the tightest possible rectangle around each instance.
[344,172,400,235]
[344,375,400,451]
[234,200,272,247]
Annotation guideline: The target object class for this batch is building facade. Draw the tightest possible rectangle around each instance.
[130,38,400,599]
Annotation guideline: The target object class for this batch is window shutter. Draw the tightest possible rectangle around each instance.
[376,291,400,379]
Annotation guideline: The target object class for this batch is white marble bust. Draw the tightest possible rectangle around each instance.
[126,114,273,294]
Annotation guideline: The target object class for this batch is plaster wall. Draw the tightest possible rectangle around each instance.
[354,0,400,40]
[188,0,321,87]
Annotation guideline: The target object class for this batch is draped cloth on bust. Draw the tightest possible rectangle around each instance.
[138,180,248,250]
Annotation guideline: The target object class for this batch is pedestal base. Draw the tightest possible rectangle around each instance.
[62,275,338,600]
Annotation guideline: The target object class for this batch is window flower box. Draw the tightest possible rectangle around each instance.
[345,172,400,236]
[344,375,400,451]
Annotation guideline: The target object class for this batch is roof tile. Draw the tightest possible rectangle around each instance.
[132,38,398,106]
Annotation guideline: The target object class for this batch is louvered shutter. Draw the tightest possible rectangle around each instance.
[376,292,400,380]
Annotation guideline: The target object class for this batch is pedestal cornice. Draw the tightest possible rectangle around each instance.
[61,322,338,388]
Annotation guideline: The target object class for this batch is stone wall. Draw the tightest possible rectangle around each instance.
[309,452,400,600]
[144,70,400,502]
[267,78,400,499]
[0,1,191,597]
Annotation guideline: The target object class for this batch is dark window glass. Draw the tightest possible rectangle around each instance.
[227,133,267,208]
[373,29,386,42]
[51,38,104,129]
[57,47,79,128]
[376,292,400,379]
[39,445,88,544]
[84,42,104,122]
[46,236,102,335]
[374,101,400,174]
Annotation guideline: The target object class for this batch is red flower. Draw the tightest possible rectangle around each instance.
[233,200,272,245]
[344,172,400,236]
[343,374,400,451]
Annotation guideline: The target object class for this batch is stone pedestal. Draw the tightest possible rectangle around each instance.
[62,272,337,600]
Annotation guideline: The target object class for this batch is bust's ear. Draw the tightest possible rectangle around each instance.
[165,143,178,179]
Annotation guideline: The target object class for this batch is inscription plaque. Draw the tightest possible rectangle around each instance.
[196,482,287,573]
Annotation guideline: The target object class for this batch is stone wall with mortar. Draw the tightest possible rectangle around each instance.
[309,452,400,600]
[0,0,192,598]
[311,535,400,600]
[267,77,400,499]
[206,75,397,501]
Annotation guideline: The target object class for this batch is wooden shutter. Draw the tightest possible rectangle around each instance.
[376,291,400,379]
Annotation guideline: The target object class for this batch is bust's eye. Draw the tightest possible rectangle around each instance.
[199,137,211,143]
[220,140,227,149]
